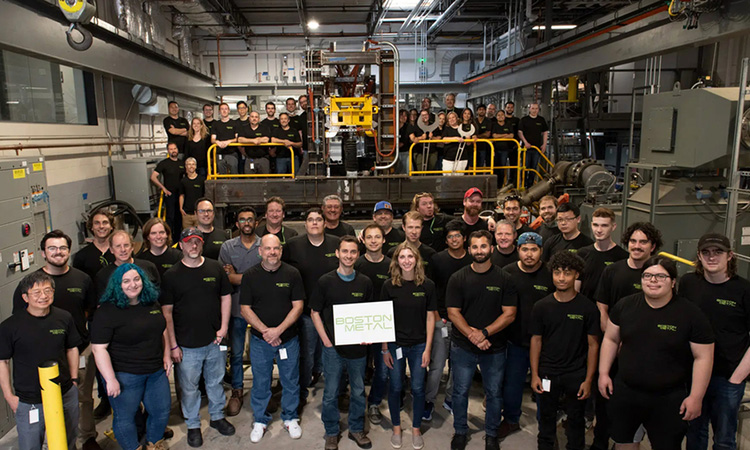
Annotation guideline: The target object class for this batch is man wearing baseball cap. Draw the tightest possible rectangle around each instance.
[460,188,489,246]
[499,232,554,438]
[372,201,404,252]
[161,227,236,447]
[683,233,750,450]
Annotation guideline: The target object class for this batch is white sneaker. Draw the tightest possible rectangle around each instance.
[284,419,302,439]
[250,422,266,443]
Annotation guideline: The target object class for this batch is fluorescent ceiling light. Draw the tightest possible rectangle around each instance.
[381,15,440,22]
[532,24,577,30]
[308,20,319,29]
[389,0,422,9]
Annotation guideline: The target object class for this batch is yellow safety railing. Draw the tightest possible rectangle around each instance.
[408,139,496,176]
[207,142,296,180]
[157,191,165,220]
[658,251,696,267]
[520,146,555,187]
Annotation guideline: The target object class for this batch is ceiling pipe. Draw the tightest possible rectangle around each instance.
[427,0,469,36]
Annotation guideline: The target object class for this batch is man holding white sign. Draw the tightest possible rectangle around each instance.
[311,237,376,450]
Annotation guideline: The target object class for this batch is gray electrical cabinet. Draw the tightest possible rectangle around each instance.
[0,157,51,437]
[112,156,163,214]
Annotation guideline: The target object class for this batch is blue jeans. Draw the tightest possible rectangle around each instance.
[276,157,292,174]
[230,316,248,389]
[451,343,506,437]
[299,314,321,398]
[687,376,746,450]
[387,342,427,428]
[177,343,227,428]
[501,342,530,424]
[321,346,367,436]
[16,385,78,450]
[368,343,389,405]
[250,335,300,424]
[109,371,171,450]
[524,147,540,187]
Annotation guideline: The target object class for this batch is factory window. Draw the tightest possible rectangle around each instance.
[0,49,97,125]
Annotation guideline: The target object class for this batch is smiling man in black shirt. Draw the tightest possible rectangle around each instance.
[372,201,404,253]
[237,111,271,174]
[311,237,374,450]
[1,271,82,450]
[240,234,305,443]
[577,207,627,301]
[491,220,519,268]
[163,101,189,155]
[151,143,185,242]
[681,234,750,450]
[412,192,451,252]
[542,203,593,263]
[447,230,517,450]
[530,251,600,450]
[73,211,116,281]
[323,195,356,237]
[211,102,238,174]
[194,198,227,261]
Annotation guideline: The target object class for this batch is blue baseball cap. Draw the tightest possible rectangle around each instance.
[374,201,393,214]
[518,232,542,247]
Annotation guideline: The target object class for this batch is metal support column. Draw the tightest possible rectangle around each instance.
[725,57,750,243]
[650,168,660,225]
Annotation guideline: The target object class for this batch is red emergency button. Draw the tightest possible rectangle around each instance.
[21,223,31,237]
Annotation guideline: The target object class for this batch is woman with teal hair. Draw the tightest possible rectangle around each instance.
[91,263,172,450]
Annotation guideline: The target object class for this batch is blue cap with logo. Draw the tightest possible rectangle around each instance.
[518,232,543,247]
[374,201,394,214]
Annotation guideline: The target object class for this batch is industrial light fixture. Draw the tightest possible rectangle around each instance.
[308,20,319,29]
[532,24,577,30]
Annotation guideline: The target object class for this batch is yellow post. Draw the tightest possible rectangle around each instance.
[568,76,578,103]
[38,361,67,450]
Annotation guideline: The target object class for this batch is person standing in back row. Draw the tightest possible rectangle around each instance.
[163,101,189,156]
[517,103,548,187]
[151,143,185,243]
[542,203,593,263]
[178,157,205,230]
[211,103,238,175]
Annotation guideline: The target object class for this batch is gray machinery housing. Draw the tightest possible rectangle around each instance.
[0,157,51,435]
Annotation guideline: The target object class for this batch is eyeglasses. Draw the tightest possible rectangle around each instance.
[46,246,69,253]
[27,288,54,297]
[641,273,671,281]
[197,209,214,214]
[306,217,324,223]
[446,234,463,240]
[556,216,577,224]
[238,218,255,224]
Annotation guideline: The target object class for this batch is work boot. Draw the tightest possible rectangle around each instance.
[348,431,372,449]
[93,398,111,420]
[226,389,243,416]
[498,420,521,439]
[146,439,168,450]
[325,434,339,450]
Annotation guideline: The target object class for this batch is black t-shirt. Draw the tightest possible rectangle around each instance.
[505,116,521,139]
[679,273,750,378]
[212,119,238,155]
[595,259,643,308]
[73,243,115,281]
[421,214,451,252]
[160,259,233,348]
[446,265,518,353]
[163,116,190,153]
[179,175,205,214]
[136,248,183,278]
[354,255,392,300]
[407,123,426,142]
[381,279,437,346]
[431,250,472,319]
[240,262,305,343]
[503,262,555,347]
[530,293,600,375]
[542,232,594,263]
[185,137,210,171]
[577,244,629,300]
[283,234,341,308]
[491,121,515,153]
[538,222,561,242]
[610,293,714,391]
[462,217,489,246]
[325,221,356,238]
[95,259,161,298]
[297,111,308,149]
[442,126,464,161]
[155,158,185,192]
[0,307,81,403]
[238,122,270,158]
[91,302,166,374]
[257,223,299,245]
[261,117,281,133]
[273,126,301,159]
[387,243,437,279]
[12,267,95,351]
[519,115,549,147]
[492,247,518,268]
[383,227,406,253]
[202,228,227,261]
[310,271,374,359]
[203,118,215,136]
[475,117,492,153]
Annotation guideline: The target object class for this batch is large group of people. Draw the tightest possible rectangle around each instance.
[1,186,748,450]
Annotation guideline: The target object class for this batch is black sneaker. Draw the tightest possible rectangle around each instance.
[451,434,468,450]
[93,399,111,420]
[187,428,203,448]
[485,436,500,450]
[422,402,434,422]
[210,418,236,436]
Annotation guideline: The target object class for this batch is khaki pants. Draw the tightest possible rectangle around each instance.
[182,214,198,229]
[78,345,97,443]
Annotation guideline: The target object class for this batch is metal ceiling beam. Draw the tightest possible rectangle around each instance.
[366,0,386,36]
[294,0,311,39]
[427,0,469,38]
[204,0,254,37]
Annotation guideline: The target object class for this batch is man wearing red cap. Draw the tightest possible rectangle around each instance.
[460,188,489,247]
[161,227,235,447]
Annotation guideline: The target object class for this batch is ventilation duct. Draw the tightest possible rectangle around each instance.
[173,14,192,66]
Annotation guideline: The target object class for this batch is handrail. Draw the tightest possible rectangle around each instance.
[207,142,296,180]
[157,191,165,220]
[658,251,696,267]
[0,139,168,152]
[408,139,496,176]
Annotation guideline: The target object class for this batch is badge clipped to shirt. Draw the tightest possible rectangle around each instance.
[219,345,228,352]
[79,355,86,369]
[441,327,449,338]
[29,406,39,424]
[396,347,403,360]
[542,378,551,393]
[279,348,288,360]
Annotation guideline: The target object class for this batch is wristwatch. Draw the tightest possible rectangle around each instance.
[71,378,79,383]
[481,328,489,338]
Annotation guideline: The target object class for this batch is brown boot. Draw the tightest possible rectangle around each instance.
[146,440,168,450]
[226,388,243,416]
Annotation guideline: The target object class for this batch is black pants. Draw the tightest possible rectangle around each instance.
[164,193,181,243]
[538,369,587,450]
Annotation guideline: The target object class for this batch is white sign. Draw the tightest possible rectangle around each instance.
[332,300,396,346]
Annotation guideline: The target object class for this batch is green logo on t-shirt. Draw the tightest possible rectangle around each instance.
[49,329,65,335]
[604,261,614,266]
[325,253,337,258]
[533,285,549,292]
[413,292,425,297]
[376,274,389,279]
[276,282,290,288]
[212,241,224,245]
[149,310,162,315]
[567,314,583,320]
[657,324,677,332]
[67,288,83,294]
[633,283,641,290]
[352,292,364,298]
[568,249,578,253]
[716,298,737,307]
[486,286,501,292]
[203,277,216,283]
[162,264,173,269]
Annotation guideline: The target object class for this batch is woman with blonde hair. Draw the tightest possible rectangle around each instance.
[381,242,437,449]
[186,118,210,176]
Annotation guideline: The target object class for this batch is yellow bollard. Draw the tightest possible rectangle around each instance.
[38,361,67,450]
